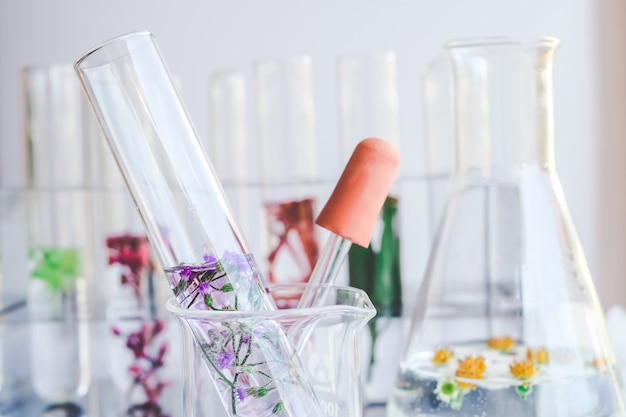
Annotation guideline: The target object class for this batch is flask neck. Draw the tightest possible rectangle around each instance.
[447,37,559,180]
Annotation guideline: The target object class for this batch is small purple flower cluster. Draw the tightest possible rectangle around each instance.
[112,320,171,417]
[166,251,252,311]
[197,321,290,415]
[166,251,289,415]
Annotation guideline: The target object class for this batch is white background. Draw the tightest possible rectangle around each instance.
[1,0,625,308]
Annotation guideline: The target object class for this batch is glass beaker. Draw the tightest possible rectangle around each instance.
[389,37,626,416]
[167,284,375,417]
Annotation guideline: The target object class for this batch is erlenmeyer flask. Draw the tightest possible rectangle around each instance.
[389,37,626,417]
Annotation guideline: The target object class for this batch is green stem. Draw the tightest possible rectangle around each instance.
[186,291,199,308]
[256,370,273,380]
[232,372,240,414]
[236,326,247,358]
[197,341,233,389]
[241,334,254,365]
[210,271,227,282]
[367,319,378,382]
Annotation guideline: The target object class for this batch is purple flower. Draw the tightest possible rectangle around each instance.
[126,332,146,359]
[216,351,235,370]
[198,281,211,295]
[180,266,192,281]
[203,254,218,264]
[222,251,250,276]
[236,386,247,402]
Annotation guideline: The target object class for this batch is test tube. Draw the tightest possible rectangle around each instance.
[22,64,92,404]
[422,55,455,239]
[254,56,320,307]
[208,71,257,252]
[337,52,404,405]
[75,31,322,417]
[87,104,176,413]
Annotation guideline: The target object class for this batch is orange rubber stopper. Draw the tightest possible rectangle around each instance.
[316,137,400,247]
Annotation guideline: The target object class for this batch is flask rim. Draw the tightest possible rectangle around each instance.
[445,36,560,50]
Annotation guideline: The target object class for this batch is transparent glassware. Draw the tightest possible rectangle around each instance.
[389,37,626,417]
[208,70,258,253]
[337,52,404,406]
[422,55,455,241]
[87,103,176,415]
[22,65,92,405]
[254,56,320,304]
[168,284,375,417]
[75,31,323,417]
[0,190,5,397]
[0,188,31,413]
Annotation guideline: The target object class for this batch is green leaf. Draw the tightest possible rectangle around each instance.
[371,196,403,317]
[29,247,81,291]
[175,279,189,296]
[272,402,284,414]
[348,244,375,295]
[221,283,234,292]
[247,387,269,398]
[204,294,213,307]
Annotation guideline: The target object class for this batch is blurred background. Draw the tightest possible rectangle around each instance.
[1,0,626,415]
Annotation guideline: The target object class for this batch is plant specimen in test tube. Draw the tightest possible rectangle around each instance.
[111,320,170,417]
[265,198,319,286]
[107,234,152,299]
[189,318,300,415]
[167,252,309,415]
[167,251,268,312]
[76,32,323,417]
[348,196,402,380]
[29,247,81,291]
[107,234,171,415]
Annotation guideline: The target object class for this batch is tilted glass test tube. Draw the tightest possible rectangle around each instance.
[75,31,323,417]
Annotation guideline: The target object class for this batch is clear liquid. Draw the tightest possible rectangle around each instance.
[388,346,626,417]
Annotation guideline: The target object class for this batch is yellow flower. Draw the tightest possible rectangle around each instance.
[487,336,516,351]
[510,360,536,380]
[455,356,486,390]
[432,348,454,365]
[592,357,608,374]
[526,347,549,364]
